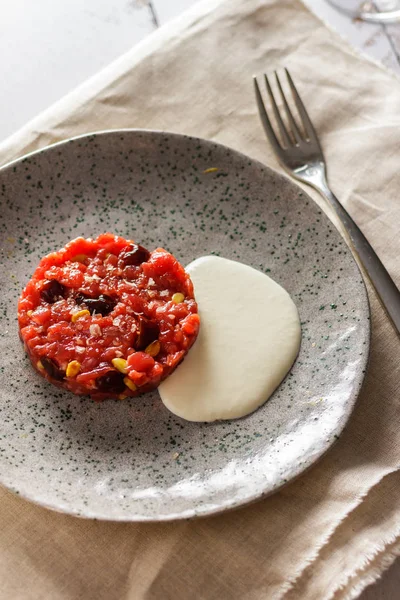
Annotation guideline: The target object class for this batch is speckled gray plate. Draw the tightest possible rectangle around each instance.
[0,130,370,521]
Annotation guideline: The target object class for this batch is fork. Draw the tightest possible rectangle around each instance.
[254,69,400,334]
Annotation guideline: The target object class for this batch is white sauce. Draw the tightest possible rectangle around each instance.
[159,256,301,422]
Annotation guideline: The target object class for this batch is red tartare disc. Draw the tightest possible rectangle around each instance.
[18,234,200,400]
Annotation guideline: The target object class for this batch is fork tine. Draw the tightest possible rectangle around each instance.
[274,71,302,144]
[253,77,282,155]
[284,68,319,144]
[263,74,291,148]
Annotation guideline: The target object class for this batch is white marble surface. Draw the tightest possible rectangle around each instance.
[1,0,400,597]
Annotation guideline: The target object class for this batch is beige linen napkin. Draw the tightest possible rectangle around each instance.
[1,1,400,598]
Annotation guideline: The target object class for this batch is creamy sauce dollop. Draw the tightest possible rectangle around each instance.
[159,256,301,422]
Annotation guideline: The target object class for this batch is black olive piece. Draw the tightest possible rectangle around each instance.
[95,370,126,394]
[41,357,65,381]
[40,280,66,304]
[119,244,150,267]
[75,293,116,316]
[135,316,160,350]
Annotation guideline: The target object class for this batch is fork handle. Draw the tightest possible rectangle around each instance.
[312,177,400,334]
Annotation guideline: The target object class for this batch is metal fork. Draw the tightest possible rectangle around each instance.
[254,69,400,334]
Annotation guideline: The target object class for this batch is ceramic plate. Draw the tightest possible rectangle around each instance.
[0,130,370,521]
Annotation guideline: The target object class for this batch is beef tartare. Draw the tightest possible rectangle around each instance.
[18,234,200,400]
